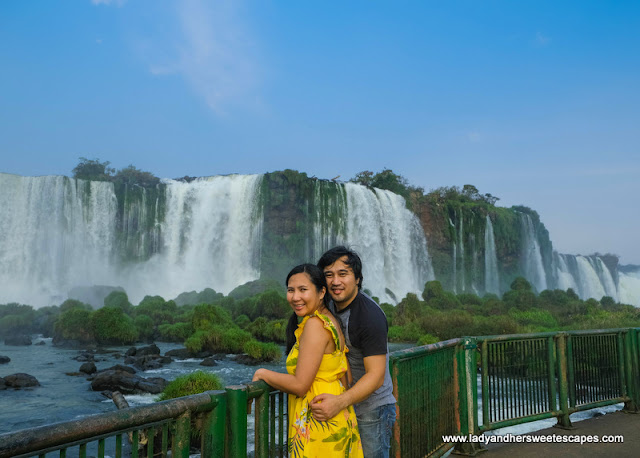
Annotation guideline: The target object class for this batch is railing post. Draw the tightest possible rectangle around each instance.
[202,392,226,457]
[554,333,573,429]
[254,382,270,458]
[453,337,485,456]
[172,412,191,458]
[226,385,248,458]
[623,330,640,413]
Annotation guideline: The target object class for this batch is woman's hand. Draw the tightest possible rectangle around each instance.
[253,368,267,382]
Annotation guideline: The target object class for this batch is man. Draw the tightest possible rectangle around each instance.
[311,246,396,458]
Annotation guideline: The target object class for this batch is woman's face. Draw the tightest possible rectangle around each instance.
[287,272,326,317]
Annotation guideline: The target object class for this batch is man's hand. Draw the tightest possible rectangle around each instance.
[310,393,345,421]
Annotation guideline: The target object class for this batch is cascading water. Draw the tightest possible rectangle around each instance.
[484,215,500,294]
[343,183,433,304]
[619,267,640,306]
[553,253,619,302]
[128,175,264,300]
[0,173,118,306]
[519,213,547,292]
[0,173,264,306]
[457,214,465,293]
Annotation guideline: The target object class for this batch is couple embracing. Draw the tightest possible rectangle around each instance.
[253,246,396,458]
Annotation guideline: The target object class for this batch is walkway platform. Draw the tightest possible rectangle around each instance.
[485,411,640,457]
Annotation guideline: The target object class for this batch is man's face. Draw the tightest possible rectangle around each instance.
[323,255,359,309]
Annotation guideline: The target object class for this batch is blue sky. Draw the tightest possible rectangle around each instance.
[1,0,639,264]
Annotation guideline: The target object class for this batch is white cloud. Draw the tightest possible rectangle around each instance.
[146,0,259,115]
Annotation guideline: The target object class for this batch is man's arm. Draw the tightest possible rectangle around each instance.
[310,354,386,421]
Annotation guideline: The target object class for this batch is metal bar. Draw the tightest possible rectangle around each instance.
[278,392,285,458]
[201,393,225,457]
[132,430,139,458]
[226,385,248,458]
[479,411,557,432]
[172,413,191,458]
[555,334,572,428]
[618,333,627,398]
[0,391,220,457]
[481,341,489,427]
[162,424,168,457]
[270,392,276,457]
[255,385,270,457]
[567,335,576,408]
[568,397,629,413]
[147,427,155,458]
[547,336,557,413]
[60,449,67,458]
[98,437,105,458]
[115,435,121,458]
[79,443,86,458]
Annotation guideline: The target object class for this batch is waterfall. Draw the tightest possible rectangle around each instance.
[484,215,500,294]
[130,175,264,300]
[519,213,547,292]
[458,214,465,292]
[0,173,118,306]
[0,173,264,306]
[343,183,433,304]
[619,267,640,306]
[554,253,579,292]
[311,181,347,262]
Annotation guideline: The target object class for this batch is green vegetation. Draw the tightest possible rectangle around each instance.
[157,371,223,401]
[72,157,160,188]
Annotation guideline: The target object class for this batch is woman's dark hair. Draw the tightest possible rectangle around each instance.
[317,245,363,289]
[285,264,328,354]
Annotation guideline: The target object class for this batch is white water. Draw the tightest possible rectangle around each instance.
[126,175,264,300]
[484,215,500,294]
[619,268,640,306]
[0,174,118,306]
[311,181,347,262]
[458,214,465,292]
[519,214,547,292]
[343,183,433,303]
[0,174,264,306]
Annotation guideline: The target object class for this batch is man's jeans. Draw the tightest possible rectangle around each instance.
[357,403,396,458]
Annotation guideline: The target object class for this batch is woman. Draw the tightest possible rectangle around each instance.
[253,264,363,457]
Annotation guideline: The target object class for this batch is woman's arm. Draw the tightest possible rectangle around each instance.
[253,317,330,397]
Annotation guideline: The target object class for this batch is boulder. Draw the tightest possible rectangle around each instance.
[79,362,97,375]
[199,357,217,367]
[125,346,137,357]
[99,364,136,374]
[0,378,5,390]
[91,370,167,395]
[232,354,263,366]
[4,335,32,346]
[35,340,46,346]
[165,348,191,359]
[136,344,161,356]
[0,355,10,364]
[4,373,40,388]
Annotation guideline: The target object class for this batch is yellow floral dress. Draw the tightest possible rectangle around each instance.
[286,311,363,458]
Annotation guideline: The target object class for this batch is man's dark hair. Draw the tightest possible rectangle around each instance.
[317,246,364,289]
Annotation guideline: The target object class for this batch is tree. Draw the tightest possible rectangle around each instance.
[113,165,160,187]
[72,157,114,181]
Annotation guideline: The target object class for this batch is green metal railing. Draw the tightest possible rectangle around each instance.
[2,327,639,458]
[0,382,287,458]
[389,327,640,457]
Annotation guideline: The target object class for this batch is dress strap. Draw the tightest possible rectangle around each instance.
[313,311,342,351]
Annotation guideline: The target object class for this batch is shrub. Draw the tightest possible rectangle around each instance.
[90,307,138,345]
[54,308,94,343]
[157,371,223,401]
[417,334,440,346]
[158,322,194,342]
[243,340,282,362]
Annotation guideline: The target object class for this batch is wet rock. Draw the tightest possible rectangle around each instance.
[66,372,83,377]
[4,335,32,346]
[73,351,95,362]
[35,340,46,346]
[199,357,217,367]
[165,348,191,359]
[99,364,136,374]
[232,354,263,366]
[0,355,10,364]
[4,373,40,388]
[79,362,97,375]
[91,370,167,395]
[0,378,6,390]
[125,347,137,357]
[136,344,161,356]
